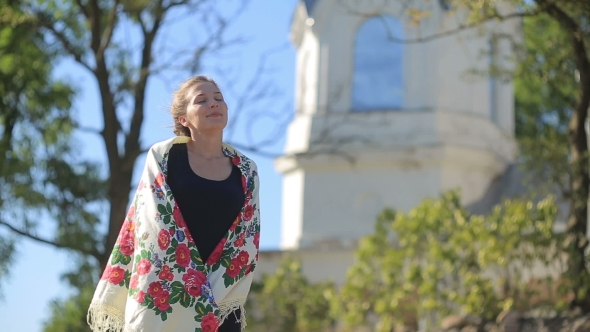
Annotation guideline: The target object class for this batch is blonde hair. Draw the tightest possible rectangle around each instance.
[170,75,221,136]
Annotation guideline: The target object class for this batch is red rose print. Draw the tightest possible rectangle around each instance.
[101,265,112,280]
[206,238,226,265]
[136,290,146,304]
[154,173,165,188]
[243,205,254,221]
[226,258,241,278]
[154,290,171,312]
[232,156,241,166]
[236,251,250,268]
[130,274,139,289]
[119,222,135,256]
[158,229,171,251]
[108,266,126,285]
[148,281,166,298]
[173,204,185,227]
[245,264,252,275]
[254,232,260,249]
[126,205,136,220]
[175,243,191,267]
[182,269,207,297]
[234,234,245,248]
[201,312,219,332]
[136,258,152,276]
[169,228,175,235]
[158,265,174,281]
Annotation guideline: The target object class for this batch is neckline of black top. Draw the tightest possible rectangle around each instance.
[178,143,237,182]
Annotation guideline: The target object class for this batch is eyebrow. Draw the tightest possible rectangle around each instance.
[195,91,222,97]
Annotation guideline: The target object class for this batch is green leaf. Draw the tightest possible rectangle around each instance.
[163,214,171,224]
[191,249,200,263]
[169,283,189,307]
[161,312,168,321]
[166,247,175,255]
[124,271,131,288]
[171,281,184,293]
[195,302,207,315]
[223,275,234,288]
[157,204,168,215]
[141,250,150,259]
[120,255,131,265]
[220,256,231,268]
[179,292,191,308]
[166,202,172,214]
[111,249,122,265]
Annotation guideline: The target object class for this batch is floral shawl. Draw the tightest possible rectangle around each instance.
[87,136,260,332]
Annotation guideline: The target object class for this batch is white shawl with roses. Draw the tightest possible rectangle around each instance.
[87,136,261,332]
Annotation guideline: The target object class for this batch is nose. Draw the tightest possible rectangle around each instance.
[210,100,219,108]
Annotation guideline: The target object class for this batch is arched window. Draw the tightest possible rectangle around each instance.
[352,16,404,111]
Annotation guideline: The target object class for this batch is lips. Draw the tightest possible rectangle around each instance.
[207,112,222,117]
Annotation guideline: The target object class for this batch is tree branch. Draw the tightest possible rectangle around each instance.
[33,12,92,71]
[74,0,90,18]
[390,10,539,44]
[77,126,102,135]
[96,0,121,60]
[0,220,101,259]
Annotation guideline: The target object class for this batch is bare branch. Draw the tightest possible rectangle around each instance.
[96,0,121,60]
[225,141,283,159]
[32,11,92,71]
[0,220,101,259]
[390,11,537,44]
[77,126,102,135]
[338,0,548,44]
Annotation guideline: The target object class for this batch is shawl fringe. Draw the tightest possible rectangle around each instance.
[218,298,248,331]
[87,302,134,332]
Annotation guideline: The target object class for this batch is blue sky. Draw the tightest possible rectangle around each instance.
[0,1,298,331]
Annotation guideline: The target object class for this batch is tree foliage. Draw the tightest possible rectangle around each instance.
[245,257,337,332]
[43,285,95,332]
[446,0,590,310]
[337,191,562,332]
[0,0,104,299]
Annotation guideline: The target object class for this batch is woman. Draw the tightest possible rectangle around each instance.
[87,76,261,332]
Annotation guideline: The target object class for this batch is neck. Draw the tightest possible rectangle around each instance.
[186,131,224,159]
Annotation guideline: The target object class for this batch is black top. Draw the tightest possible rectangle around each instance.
[167,143,244,261]
[167,143,244,331]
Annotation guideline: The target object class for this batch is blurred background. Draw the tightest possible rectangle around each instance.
[0,0,589,331]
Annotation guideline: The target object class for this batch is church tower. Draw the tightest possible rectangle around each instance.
[275,0,521,251]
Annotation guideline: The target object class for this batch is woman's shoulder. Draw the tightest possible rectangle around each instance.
[148,137,190,155]
[222,143,258,170]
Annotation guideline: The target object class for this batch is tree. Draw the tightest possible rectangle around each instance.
[0,0,103,301]
[338,191,562,331]
[245,257,337,332]
[440,0,590,311]
[509,4,590,310]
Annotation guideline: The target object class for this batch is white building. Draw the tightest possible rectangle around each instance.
[257,0,524,285]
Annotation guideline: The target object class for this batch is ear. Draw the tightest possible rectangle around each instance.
[178,115,188,127]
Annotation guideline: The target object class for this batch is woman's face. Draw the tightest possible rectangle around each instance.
[179,81,228,134]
